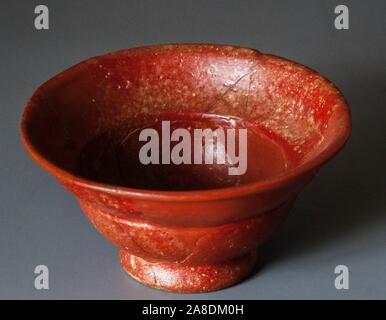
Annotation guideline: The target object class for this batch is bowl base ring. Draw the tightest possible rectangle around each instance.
[119,250,257,293]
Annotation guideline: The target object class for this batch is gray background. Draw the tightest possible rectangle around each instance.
[1,0,385,299]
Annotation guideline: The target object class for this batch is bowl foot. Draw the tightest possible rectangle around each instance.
[119,250,257,293]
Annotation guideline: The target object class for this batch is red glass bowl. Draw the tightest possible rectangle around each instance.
[20,44,351,293]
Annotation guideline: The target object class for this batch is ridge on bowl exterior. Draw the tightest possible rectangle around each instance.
[20,44,351,293]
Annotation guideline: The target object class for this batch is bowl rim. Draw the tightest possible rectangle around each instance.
[20,43,351,202]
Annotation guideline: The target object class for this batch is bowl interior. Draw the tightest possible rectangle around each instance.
[22,45,350,191]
